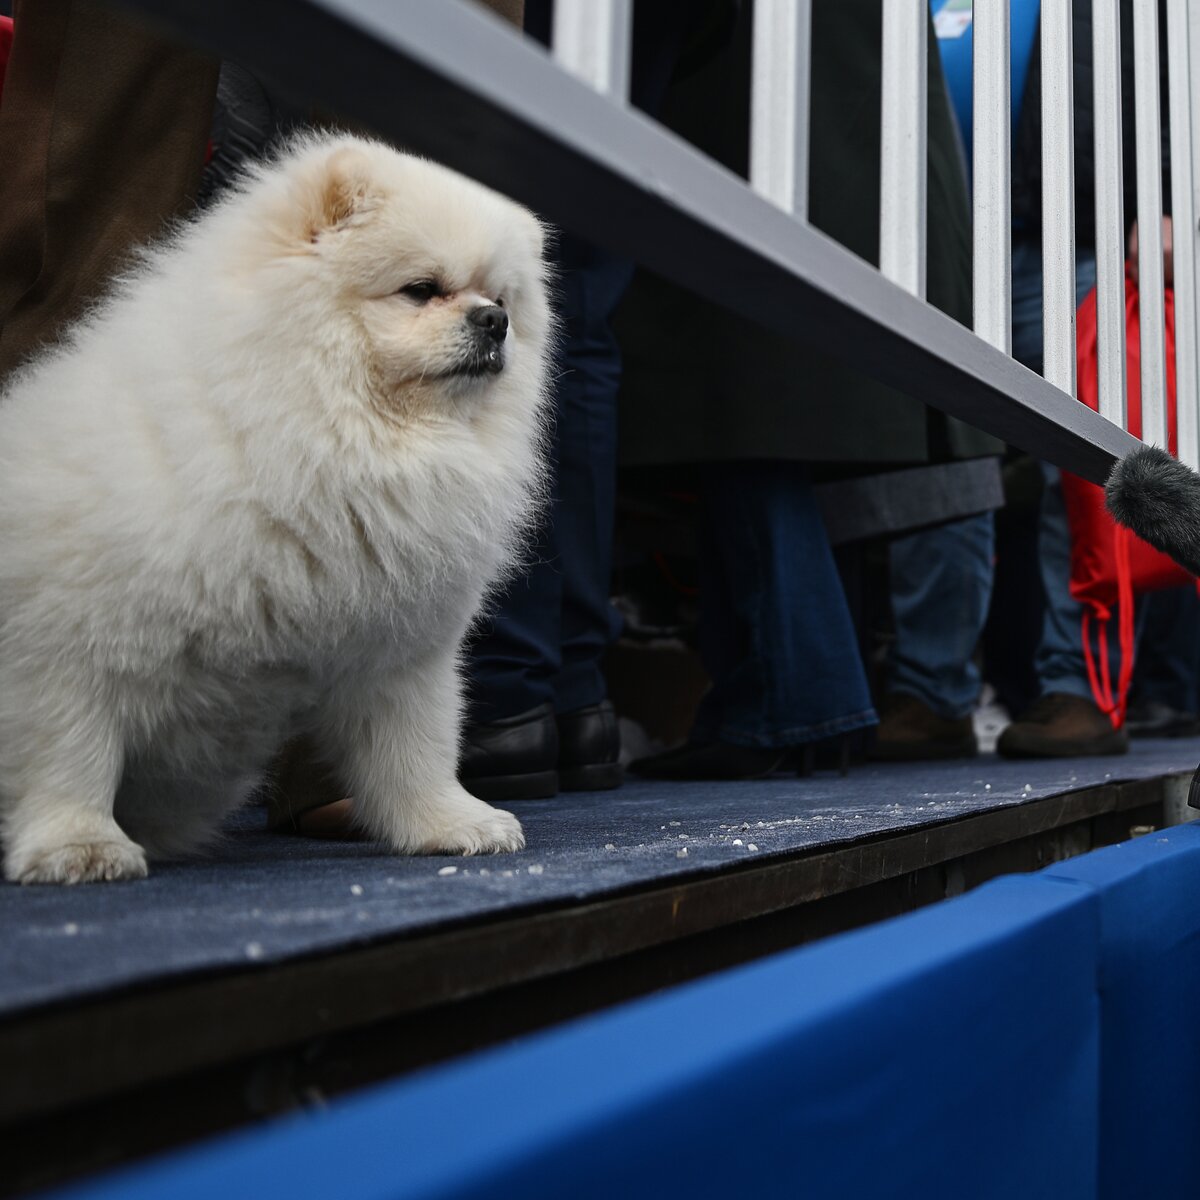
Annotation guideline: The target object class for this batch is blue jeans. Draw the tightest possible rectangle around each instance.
[1008,238,1111,700]
[888,237,1102,715]
[888,512,995,718]
[690,463,878,748]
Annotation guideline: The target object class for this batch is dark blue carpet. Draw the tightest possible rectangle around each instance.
[2,741,1195,1018]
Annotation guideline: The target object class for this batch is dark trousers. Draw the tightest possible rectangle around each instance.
[1132,587,1200,713]
[465,238,631,722]
[691,463,878,748]
[464,0,698,723]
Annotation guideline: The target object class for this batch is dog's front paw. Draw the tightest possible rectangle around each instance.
[404,788,525,856]
[7,838,149,885]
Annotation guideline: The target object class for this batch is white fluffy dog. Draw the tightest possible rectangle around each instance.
[0,134,552,884]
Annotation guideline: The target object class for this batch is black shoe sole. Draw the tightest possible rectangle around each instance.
[1128,722,1200,739]
[995,736,1129,760]
[632,746,795,781]
[559,761,624,792]
[867,740,979,763]
[461,770,559,803]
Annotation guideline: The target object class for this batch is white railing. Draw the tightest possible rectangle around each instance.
[879,0,929,299]
[1133,0,1169,448]
[117,0,1200,482]
[1093,0,1129,428]
[749,0,810,219]
[1167,0,1198,465]
[551,0,632,102]
[972,0,1012,356]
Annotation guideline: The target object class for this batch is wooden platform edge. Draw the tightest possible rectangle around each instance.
[0,773,1179,1126]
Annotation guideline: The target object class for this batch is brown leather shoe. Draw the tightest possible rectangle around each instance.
[867,694,977,761]
[996,693,1129,759]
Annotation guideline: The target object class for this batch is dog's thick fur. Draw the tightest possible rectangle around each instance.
[0,135,552,883]
[1106,443,1200,576]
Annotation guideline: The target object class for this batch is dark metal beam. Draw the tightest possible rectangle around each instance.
[113,0,1137,484]
[815,459,1005,545]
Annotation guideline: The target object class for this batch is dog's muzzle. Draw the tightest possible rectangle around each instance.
[461,304,508,376]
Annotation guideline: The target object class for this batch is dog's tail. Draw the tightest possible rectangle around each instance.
[1105,443,1200,576]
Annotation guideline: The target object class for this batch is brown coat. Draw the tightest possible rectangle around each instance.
[0,0,217,378]
[0,0,523,381]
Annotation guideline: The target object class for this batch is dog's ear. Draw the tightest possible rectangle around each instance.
[307,146,383,241]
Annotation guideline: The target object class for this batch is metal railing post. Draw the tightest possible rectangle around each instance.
[880,0,927,298]
[750,0,812,218]
[1041,0,1077,398]
[1093,0,1128,429]
[1167,0,1199,468]
[1133,0,1169,447]
[973,0,1012,355]
[1192,0,1200,468]
[552,0,633,101]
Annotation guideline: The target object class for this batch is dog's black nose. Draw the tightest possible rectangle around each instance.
[468,304,508,342]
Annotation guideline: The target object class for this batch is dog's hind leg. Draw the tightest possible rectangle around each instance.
[0,669,146,885]
[316,652,525,856]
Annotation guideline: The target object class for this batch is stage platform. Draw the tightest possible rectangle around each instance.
[3,741,1198,1195]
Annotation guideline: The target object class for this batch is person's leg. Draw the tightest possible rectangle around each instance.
[550,0,700,784]
[463,0,699,798]
[687,493,738,749]
[550,241,634,717]
[1127,587,1200,735]
[459,236,633,798]
[457,434,564,799]
[458,242,630,797]
[873,512,994,760]
[463,532,564,726]
[999,242,1128,756]
[892,516,993,720]
[546,244,636,791]
[981,456,1046,716]
[1012,239,1106,698]
[637,462,877,779]
[888,514,995,717]
[1027,245,1108,698]
[1031,460,1104,701]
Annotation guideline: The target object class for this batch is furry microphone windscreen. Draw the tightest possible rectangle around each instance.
[1105,444,1200,576]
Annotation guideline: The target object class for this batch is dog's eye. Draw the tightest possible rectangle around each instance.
[495,296,506,309]
[400,280,439,303]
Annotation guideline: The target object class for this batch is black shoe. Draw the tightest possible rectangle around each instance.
[632,741,794,781]
[557,701,623,792]
[1125,699,1200,739]
[460,703,558,802]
